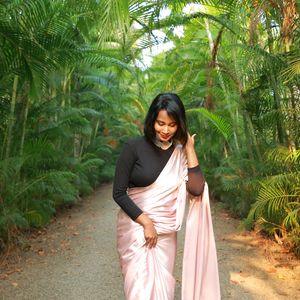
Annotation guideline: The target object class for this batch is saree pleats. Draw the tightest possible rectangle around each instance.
[117,146,220,300]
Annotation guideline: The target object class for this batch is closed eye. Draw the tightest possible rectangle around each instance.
[156,121,177,126]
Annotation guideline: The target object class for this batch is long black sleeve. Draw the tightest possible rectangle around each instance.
[186,165,205,196]
[112,141,143,220]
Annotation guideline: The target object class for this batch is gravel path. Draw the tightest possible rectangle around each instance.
[0,183,299,300]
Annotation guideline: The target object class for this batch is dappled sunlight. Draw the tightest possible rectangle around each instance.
[214,207,300,300]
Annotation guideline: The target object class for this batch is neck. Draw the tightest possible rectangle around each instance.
[153,138,173,150]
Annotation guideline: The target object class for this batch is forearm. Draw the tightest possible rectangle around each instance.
[135,213,153,227]
[187,166,205,195]
[185,134,205,195]
[136,213,157,248]
[185,146,199,168]
[112,192,143,220]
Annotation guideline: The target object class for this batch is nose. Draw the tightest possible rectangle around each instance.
[162,126,169,133]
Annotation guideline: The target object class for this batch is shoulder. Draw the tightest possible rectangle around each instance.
[175,143,184,154]
[125,136,146,147]
[175,143,183,150]
[125,136,153,150]
[123,136,156,158]
[121,136,148,156]
[175,144,187,162]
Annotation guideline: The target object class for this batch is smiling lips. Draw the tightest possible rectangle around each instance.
[160,134,170,140]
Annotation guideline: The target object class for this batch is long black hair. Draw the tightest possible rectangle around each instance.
[144,93,188,146]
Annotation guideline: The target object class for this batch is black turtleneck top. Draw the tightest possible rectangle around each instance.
[112,136,205,220]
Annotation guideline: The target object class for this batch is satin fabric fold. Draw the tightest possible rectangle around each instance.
[182,183,221,300]
[117,145,220,300]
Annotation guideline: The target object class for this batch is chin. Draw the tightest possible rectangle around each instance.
[159,136,170,142]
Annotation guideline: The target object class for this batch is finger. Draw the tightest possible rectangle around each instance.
[148,237,154,248]
[147,237,157,248]
[145,237,151,248]
[151,237,156,248]
[150,239,155,248]
[189,133,196,141]
[145,236,151,246]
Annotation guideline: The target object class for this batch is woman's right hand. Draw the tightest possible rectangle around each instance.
[135,213,158,248]
[143,223,158,248]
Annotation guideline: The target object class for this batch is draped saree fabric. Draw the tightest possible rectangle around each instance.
[117,145,220,300]
[182,183,221,299]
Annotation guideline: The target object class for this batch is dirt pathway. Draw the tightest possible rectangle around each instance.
[0,184,299,299]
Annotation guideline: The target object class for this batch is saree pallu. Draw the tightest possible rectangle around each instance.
[117,145,220,300]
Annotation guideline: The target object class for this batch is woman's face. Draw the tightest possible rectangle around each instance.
[154,109,178,142]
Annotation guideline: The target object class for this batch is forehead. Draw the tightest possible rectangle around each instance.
[156,109,176,122]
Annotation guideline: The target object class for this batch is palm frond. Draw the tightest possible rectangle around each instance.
[281,50,300,82]
[98,0,130,45]
[187,107,232,140]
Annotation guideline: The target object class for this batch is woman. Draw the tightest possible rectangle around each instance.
[113,93,220,300]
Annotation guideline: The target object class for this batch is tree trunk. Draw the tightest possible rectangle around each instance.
[241,111,254,161]
[5,75,19,160]
[19,95,30,156]
[266,14,286,144]
[244,110,262,161]
[289,85,299,149]
[270,73,285,144]
[93,119,100,142]
[204,19,223,110]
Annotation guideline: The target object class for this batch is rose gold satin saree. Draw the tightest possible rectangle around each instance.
[117,145,220,300]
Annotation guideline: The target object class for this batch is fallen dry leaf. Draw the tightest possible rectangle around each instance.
[266,267,277,273]
[37,249,45,256]
[239,271,251,278]
[230,279,240,285]
[0,274,9,280]
[275,263,293,269]
[280,249,290,254]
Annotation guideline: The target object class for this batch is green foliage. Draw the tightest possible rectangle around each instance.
[1,0,299,257]
[187,108,233,140]
[245,148,300,253]
[140,0,300,255]
[0,0,141,249]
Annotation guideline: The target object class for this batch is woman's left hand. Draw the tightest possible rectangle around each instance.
[185,133,196,150]
[185,133,199,168]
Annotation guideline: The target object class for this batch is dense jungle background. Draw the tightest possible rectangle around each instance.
[0,0,299,257]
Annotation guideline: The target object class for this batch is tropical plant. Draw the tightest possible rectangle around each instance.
[0,0,299,257]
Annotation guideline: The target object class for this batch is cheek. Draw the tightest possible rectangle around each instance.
[154,123,160,132]
[171,126,178,135]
